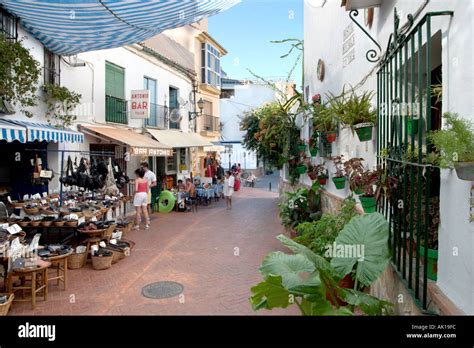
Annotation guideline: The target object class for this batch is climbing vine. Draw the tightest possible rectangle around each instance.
[44,83,81,128]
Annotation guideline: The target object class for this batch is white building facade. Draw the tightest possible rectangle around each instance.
[302,0,473,314]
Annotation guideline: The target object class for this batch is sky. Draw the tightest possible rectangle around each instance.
[209,0,304,86]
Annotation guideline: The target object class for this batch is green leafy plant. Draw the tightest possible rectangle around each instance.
[279,182,322,230]
[339,90,377,129]
[250,233,393,316]
[294,198,357,259]
[428,112,474,168]
[331,155,346,178]
[44,83,81,128]
[0,35,41,117]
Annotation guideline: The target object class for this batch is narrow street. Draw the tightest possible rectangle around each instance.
[10,183,297,315]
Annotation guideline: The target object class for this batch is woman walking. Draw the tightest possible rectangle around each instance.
[133,168,150,230]
[223,170,235,210]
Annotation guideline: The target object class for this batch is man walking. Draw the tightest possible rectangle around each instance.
[141,162,157,216]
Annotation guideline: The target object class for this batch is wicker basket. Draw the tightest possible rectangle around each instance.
[53,221,65,227]
[29,221,41,227]
[23,207,39,215]
[41,221,53,227]
[67,252,86,269]
[11,202,24,208]
[18,221,30,228]
[104,248,122,264]
[91,254,113,270]
[104,224,116,241]
[65,221,78,227]
[0,293,14,316]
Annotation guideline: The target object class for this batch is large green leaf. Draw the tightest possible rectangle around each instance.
[338,288,394,315]
[259,252,315,289]
[249,275,291,310]
[330,213,390,286]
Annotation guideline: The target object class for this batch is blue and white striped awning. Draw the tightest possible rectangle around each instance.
[0,119,27,143]
[1,120,84,143]
[0,0,240,56]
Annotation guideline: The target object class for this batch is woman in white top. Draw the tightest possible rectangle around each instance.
[223,170,235,210]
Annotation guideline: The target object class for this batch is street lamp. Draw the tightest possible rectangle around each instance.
[189,97,205,120]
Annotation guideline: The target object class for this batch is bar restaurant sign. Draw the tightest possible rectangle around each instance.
[130,147,173,157]
[130,90,150,119]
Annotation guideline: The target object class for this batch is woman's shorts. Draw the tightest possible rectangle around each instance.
[134,192,148,207]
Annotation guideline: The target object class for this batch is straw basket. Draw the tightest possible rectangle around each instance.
[18,221,29,228]
[23,207,39,215]
[29,221,41,227]
[53,221,65,227]
[67,252,86,269]
[65,221,78,227]
[91,254,113,270]
[104,224,116,241]
[11,202,24,209]
[41,221,53,227]
[0,293,14,316]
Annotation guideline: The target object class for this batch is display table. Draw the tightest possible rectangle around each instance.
[7,259,51,309]
[45,251,72,291]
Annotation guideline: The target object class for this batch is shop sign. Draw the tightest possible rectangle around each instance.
[179,164,188,171]
[130,90,150,119]
[131,147,172,157]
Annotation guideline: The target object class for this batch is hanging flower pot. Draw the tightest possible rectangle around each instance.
[354,188,364,195]
[318,176,328,185]
[296,165,307,174]
[325,131,337,143]
[308,172,318,181]
[453,162,474,181]
[310,147,318,157]
[419,246,438,281]
[354,122,373,142]
[359,195,377,213]
[407,117,420,135]
[332,176,346,189]
[297,144,306,152]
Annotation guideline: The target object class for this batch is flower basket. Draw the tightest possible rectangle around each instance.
[296,165,307,174]
[359,195,376,213]
[67,252,86,269]
[0,293,14,316]
[308,172,318,181]
[325,131,337,143]
[91,253,113,270]
[454,162,474,181]
[354,188,364,195]
[309,147,318,157]
[332,176,346,190]
[318,176,328,185]
[297,145,306,152]
[354,122,373,142]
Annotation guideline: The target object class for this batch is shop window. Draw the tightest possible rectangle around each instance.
[44,48,60,85]
[166,149,177,172]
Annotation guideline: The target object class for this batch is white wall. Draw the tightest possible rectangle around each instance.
[304,0,474,313]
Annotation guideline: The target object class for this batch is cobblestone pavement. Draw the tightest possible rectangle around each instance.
[9,186,299,315]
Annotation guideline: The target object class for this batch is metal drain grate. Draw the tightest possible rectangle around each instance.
[141,281,184,299]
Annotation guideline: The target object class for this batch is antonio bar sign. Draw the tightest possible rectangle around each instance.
[130,90,150,119]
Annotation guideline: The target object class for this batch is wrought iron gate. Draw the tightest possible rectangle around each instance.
[376,9,452,310]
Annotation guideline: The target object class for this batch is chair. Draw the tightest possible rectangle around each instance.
[47,251,72,291]
[7,261,50,309]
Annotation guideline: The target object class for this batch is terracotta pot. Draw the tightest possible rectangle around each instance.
[325,131,337,143]
[318,176,328,185]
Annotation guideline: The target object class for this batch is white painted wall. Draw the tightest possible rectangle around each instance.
[304,0,474,313]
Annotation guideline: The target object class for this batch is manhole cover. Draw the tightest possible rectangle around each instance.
[141,281,184,299]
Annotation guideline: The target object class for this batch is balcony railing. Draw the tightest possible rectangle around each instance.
[145,103,168,129]
[105,95,127,124]
[202,114,220,132]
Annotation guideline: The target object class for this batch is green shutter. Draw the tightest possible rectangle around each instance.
[106,62,125,98]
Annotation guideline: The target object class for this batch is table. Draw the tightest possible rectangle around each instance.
[7,259,51,309]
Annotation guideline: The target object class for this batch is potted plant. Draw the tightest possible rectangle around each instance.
[344,157,365,195]
[308,134,319,156]
[296,138,307,152]
[428,112,474,181]
[358,168,381,214]
[331,156,346,190]
[339,91,377,142]
[313,103,339,143]
[295,157,307,174]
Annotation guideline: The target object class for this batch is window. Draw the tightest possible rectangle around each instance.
[166,149,178,172]
[105,62,127,124]
[44,49,60,85]
[201,43,221,88]
[0,7,17,41]
[169,86,180,129]
[144,77,157,127]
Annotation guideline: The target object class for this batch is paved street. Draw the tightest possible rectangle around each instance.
[9,184,298,315]
[253,171,280,193]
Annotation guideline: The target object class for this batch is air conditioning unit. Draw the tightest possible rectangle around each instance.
[341,0,382,10]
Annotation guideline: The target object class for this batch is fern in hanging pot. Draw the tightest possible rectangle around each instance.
[43,83,81,128]
[340,90,377,142]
